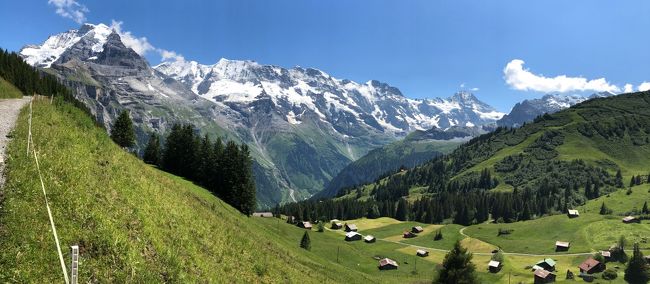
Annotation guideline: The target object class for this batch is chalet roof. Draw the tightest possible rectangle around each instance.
[412,226,424,231]
[536,258,556,267]
[302,221,312,228]
[488,260,501,268]
[568,209,580,215]
[379,258,398,267]
[416,249,428,255]
[345,224,358,230]
[623,216,637,222]
[345,232,361,238]
[579,258,600,272]
[534,269,554,279]
[364,235,375,241]
[601,251,611,257]
[556,241,570,248]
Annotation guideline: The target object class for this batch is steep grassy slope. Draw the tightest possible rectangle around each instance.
[0,98,378,283]
[0,77,23,99]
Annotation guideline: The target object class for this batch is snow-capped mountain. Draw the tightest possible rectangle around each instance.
[155,59,504,134]
[497,92,616,127]
[20,23,504,207]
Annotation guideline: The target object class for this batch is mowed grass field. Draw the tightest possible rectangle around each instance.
[0,77,23,99]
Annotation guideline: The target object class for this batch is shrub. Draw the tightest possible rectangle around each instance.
[602,268,617,280]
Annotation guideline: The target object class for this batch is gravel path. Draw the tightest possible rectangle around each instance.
[0,97,31,189]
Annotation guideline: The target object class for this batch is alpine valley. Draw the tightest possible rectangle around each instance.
[19,23,507,207]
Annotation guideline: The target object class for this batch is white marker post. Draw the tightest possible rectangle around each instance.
[70,245,79,284]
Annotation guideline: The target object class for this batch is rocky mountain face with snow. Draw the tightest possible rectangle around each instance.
[21,23,505,207]
[497,92,615,128]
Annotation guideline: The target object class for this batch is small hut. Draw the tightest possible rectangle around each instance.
[532,258,556,272]
[600,250,611,259]
[403,231,416,238]
[534,269,556,284]
[252,212,274,217]
[567,209,580,218]
[345,231,362,241]
[331,221,343,230]
[344,223,358,232]
[364,235,376,243]
[578,258,605,274]
[488,260,501,273]
[411,226,424,233]
[416,249,429,257]
[297,221,313,230]
[378,258,399,270]
[622,216,640,223]
[555,241,570,252]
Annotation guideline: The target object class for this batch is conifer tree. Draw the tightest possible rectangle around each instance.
[434,240,478,284]
[599,202,611,215]
[300,231,311,250]
[110,110,135,148]
[643,201,649,214]
[143,132,161,166]
[616,169,624,188]
[395,198,409,221]
[625,243,649,283]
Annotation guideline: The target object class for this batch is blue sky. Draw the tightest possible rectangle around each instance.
[1,0,649,111]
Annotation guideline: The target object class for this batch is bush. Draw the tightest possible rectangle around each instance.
[434,229,443,241]
[602,268,617,280]
[497,228,513,236]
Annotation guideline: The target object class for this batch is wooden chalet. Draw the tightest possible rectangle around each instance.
[252,212,274,217]
[345,231,362,241]
[567,209,580,218]
[532,258,556,272]
[416,249,429,257]
[297,221,312,230]
[378,258,399,270]
[578,258,604,274]
[555,241,570,252]
[403,231,416,238]
[363,235,376,243]
[488,260,501,273]
[534,269,556,284]
[622,216,640,223]
[600,250,611,259]
[331,221,343,230]
[344,223,358,232]
[411,226,424,233]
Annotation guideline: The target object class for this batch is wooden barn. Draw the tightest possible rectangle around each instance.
[403,231,416,238]
[416,249,429,257]
[345,232,362,241]
[411,226,424,233]
[622,216,640,223]
[252,212,274,217]
[488,260,501,273]
[567,209,580,218]
[364,235,376,243]
[555,241,570,252]
[532,258,556,272]
[578,258,605,274]
[331,221,343,230]
[344,223,358,232]
[534,269,556,284]
[378,258,399,270]
[297,221,312,230]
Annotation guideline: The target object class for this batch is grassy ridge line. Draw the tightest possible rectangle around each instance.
[0,98,376,283]
[0,77,23,99]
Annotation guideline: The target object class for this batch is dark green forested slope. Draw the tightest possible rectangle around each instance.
[282,91,650,225]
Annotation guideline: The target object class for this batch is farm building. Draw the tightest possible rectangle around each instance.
[364,235,376,243]
[378,258,399,270]
[416,249,429,257]
[533,269,556,284]
[622,216,640,223]
[578,258,604,274]
[488,260,501,273]
[252,212,274,217]
[567,209,579,218]
[411,226,424,233]
[403,231,416,238]
[532,258,556,271]
[331,221,343,230]
[297,221,312,230]
[600,251,611,259]
[344,223,358,232]
[555,241,570,251]
[345,232,362,241]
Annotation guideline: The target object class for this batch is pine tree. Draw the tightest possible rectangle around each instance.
[643,201,649,214]
[434,240,478,284]
[143,132,161,166]
[434,229,443,241]
[110,110,135,148]
[300,231,311,250]
[395,199,409,221]
[317,222,324,232]
[616,169,624,188]
[624,243,649,283]
[236,144,257,216]
[599,202,611,215]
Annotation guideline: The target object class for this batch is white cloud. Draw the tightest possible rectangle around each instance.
[460,83,466,88]
[159,49,185,62]
[624,84,634,93]
[470,87,479,92]
[639,82,650,92]
[110,20,155,56]
[504,59,621,93]
[48,0,89,24]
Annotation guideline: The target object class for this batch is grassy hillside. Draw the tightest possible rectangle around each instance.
[0,77,23,99]
[0,98,380,283]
